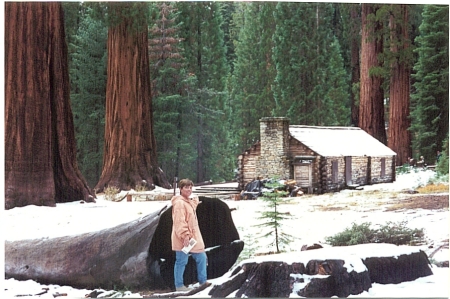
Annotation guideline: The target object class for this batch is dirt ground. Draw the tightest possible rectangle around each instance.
[315,191,449,212]
[385,193,449,211]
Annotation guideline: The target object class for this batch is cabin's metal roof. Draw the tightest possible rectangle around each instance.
[289,125,397,157]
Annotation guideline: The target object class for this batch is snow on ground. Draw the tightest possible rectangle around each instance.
[2,169,449,298]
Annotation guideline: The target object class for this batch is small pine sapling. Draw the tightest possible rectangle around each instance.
[254,180,295,253]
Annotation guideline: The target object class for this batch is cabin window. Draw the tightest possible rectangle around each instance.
[332,160,338,183]
[381,158,386,177]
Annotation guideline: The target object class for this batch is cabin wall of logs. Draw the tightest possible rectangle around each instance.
[237,143,261,190]
[237,118,396,194]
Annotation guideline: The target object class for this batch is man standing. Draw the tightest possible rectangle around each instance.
[171,179,207,292]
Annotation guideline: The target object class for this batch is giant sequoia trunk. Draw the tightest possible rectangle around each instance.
[5,197,244,291]
[388,5,412,166]
[4,2,93,209]
[95,3,170,192]
[359,4,387,145]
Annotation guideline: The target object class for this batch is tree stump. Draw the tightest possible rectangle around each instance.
[5,197,243,291]
[362,250,432,284]
[208,243,433,298]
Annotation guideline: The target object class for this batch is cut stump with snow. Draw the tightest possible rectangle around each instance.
[208,243,433,298]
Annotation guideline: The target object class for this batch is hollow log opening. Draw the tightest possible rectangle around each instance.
[147,197,244,290]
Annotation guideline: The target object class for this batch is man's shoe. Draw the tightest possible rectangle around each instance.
[176,285,193,292]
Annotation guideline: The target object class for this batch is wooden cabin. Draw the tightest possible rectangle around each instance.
[237,117,397,194]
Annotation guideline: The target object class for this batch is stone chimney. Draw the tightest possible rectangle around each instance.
[259,117,290,180]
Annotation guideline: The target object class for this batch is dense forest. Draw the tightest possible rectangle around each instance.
[5,2,449,208]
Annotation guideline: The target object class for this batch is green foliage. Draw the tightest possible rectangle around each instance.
[149,2,195,182]
[326,222,374,246]
[325,221,426,246]
[61,3,448,189]
[175,2,234,183]
[396,164,413,175]
[105,2,149,32]
[272,2,351,126]
[375,221,425,245]
[254,180,295,253]
[68,5,107,188]
[229,2,278,153]
[220,2,237,72]
[436,135,449,176]
[410,5,449,163]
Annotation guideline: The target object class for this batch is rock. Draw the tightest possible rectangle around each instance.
[402,189,419,194]
[301,243,324,251]
[85,289,107,298]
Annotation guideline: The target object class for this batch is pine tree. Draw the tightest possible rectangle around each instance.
[176,2,232,182]
[69,6,107,188]
[149,2,195,182]
[254,180,295,253]
[220,2,237,73]
[230,2,278,153]
[62,2,82,62]
[272,2,350,126]
[336,3,361,127]
[410,5,449,163]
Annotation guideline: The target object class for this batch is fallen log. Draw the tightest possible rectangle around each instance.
[208,243,433,298]
[5,197,243,291]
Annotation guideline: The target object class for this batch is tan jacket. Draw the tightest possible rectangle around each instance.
[171,195,205,253]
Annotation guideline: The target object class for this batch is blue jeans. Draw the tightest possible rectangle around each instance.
[174,251,207,288]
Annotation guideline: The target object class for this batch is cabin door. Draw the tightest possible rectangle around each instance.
[294,163,312,193]
[345,156,352,185]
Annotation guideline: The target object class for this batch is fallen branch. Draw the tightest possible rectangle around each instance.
[14,288,49,297]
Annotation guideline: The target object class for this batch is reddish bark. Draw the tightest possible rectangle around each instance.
[359,4,387,144]
[95,3,170,192]
[4,2,93,209]
[388,5,412,165]
[350,4,361,127]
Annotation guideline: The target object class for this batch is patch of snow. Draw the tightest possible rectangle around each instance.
[290,273,329,297]
[1,170,449,298]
